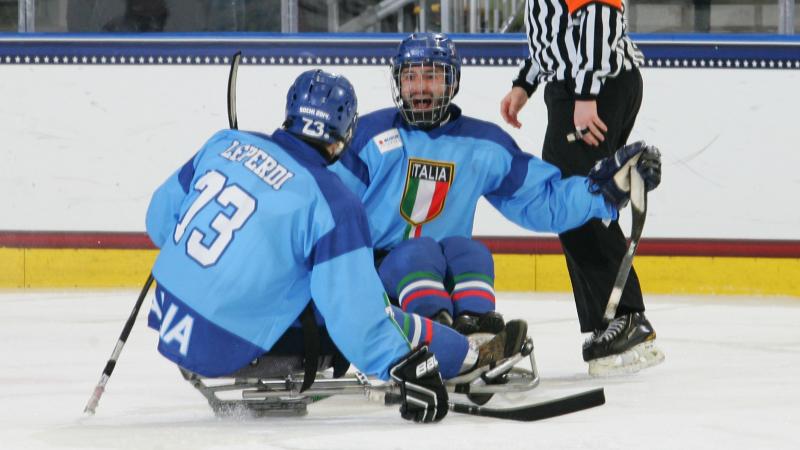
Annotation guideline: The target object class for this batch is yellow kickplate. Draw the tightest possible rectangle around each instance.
[493,254,800,297]
[633,256,800,296]
[493,254,537,291]
[22,249,158,288]
[1,248,798,296]
[0,248,25,288]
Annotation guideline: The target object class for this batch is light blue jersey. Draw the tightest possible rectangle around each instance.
[330,106,617,250]
[145,129,413,379]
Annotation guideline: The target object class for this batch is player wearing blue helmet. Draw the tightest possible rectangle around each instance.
[284,69,358,159]
[391,32,460,128]
[331,33,663,375]
[145,69,529,422]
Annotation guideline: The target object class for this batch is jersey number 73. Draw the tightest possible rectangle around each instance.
[173,170,256,267]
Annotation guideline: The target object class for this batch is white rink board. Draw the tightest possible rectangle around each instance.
[1,64,798,239]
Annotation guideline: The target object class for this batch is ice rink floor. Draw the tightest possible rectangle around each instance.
[1,290,798,450]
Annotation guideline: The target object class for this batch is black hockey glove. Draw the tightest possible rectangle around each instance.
[389,346,448,423]
[588,141,662,210]
[637,145,662,192]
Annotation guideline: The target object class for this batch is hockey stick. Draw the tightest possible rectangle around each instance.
[383,388,605,422]
[83,274,154,414]
[84,53,243,415]
[602,166,647,322]
[449,387,605,421]
[228,51,241,130]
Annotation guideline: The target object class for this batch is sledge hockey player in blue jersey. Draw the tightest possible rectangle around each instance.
[330,33,663,375]
[144,69,529,423]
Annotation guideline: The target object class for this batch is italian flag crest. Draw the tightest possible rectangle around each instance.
[400,158,455,239]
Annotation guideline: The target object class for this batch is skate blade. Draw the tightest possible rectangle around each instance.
[587,341,665,377]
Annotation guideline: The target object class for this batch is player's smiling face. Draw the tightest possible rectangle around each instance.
[399,63,448,111]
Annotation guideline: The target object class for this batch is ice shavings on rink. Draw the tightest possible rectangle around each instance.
[0,291,798,450]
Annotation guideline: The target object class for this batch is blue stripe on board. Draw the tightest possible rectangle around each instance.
[0,33,798,68]
[631,33,800,44]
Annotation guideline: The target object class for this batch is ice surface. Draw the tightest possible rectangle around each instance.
[1,291,798,449]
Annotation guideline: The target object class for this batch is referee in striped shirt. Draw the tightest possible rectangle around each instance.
[500,0,664,374]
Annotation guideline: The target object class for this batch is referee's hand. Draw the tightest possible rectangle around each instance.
[573,100,607,146]
[500,86,528,129]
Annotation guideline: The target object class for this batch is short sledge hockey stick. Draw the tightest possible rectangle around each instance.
[603,166,647,323]
[383,388,605,422]
[83,274,154,414]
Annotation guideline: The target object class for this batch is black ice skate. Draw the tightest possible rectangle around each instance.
[583,312,665,376]
[453,311,505,335]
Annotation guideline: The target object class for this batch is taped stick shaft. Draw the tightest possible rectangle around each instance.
[84,274,154,414]
[603,167,647,322]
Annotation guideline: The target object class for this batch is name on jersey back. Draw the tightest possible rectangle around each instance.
[219,140,295,190]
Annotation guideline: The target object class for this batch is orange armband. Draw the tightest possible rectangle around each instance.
[566,0,622,15]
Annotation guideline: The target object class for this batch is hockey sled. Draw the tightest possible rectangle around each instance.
[180,337,605,421]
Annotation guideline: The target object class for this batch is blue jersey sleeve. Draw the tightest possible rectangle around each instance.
[483,133,617,233]
[307,193,411,380]
[310,248,411,380]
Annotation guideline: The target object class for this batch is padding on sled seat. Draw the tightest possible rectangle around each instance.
[227,354,335,379]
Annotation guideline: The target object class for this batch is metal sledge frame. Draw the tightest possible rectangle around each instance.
[181,338,541,418]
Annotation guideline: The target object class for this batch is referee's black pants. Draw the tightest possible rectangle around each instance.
[542,67,645,333]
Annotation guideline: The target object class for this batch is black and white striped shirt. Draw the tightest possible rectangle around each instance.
[513,0,644,99]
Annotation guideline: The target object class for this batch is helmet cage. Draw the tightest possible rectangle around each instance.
[391,60,458,128]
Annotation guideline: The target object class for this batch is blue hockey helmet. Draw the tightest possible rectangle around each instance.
[284,69,358,153]
[391,32,461,127]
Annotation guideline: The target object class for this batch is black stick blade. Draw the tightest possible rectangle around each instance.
[451,388,605,422]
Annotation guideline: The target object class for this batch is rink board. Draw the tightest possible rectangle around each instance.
[1,34,800,241]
